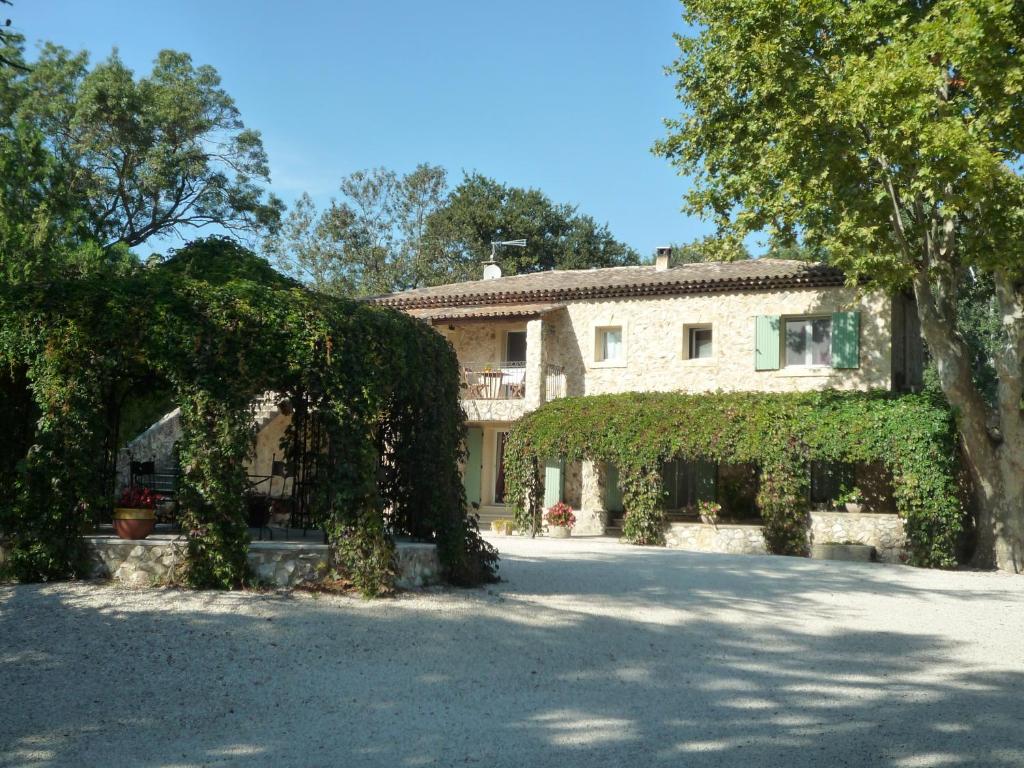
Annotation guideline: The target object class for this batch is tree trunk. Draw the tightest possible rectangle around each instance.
[913,271,1024,571]
[970,444,1024,572]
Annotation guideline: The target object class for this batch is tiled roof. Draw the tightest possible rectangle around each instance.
[406,303,565,322]
[374,260,845,309]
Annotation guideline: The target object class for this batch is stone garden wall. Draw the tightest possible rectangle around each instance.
[665,522,768,555]
[84,536,442,589]
[808,511,907,564]
[661,511,908,562]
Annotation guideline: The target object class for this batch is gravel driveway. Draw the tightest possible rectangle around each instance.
[2,536,1023,768]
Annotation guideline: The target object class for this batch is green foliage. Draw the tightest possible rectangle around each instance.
[426,172,640,282]
[332,525,398,598]
[668,234,750,264]
[267,167,641,296]
[2,39,282,248]
[265,165,449,297]
[505,391,964,567]
[0,238,498,593]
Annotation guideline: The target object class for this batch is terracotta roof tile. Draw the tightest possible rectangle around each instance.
[374,260,845,309]
[406,303,565,322]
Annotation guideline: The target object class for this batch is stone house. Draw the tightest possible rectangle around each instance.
[374,252,924,561]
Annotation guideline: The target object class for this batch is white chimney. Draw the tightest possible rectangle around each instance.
[655,246,672,271]
[482,260,502,280]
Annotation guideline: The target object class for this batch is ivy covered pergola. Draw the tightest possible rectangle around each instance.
[505,391,966,567]
[0,238,497,593]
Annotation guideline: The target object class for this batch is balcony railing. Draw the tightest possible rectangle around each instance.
[461,361,526,400]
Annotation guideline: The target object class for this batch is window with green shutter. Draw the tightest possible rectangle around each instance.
[543,458,564,508]
[831,311,860,368]
[755,315,781,370]
[463,427,482,505]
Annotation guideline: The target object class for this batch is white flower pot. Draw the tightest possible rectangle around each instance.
[548,526,571,539]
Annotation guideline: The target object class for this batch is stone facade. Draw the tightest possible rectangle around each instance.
[88,537,189,588]
[547,286,894,397]
[394,542,442,589]
[809,511,908,564]
[83,536,442,589]
[249,541,328,586]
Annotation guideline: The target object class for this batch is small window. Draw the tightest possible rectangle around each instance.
[687,326,713,359]
[785,317,832,367]
[595,326,623,363]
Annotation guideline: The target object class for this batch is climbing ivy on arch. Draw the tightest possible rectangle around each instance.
[0,238,497,593]
[504,391,964,567]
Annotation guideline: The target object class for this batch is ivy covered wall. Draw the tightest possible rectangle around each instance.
[0,238,497,593]
[504,391,965,567]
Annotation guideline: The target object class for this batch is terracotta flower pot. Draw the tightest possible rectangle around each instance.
[113,507,156,540]
[548,526,571,539]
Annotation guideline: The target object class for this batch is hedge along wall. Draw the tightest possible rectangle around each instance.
[0,238,498,593]
[504,391,965,567]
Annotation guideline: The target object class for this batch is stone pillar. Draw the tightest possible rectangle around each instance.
[524,317,546,411]
[577,460,607,535]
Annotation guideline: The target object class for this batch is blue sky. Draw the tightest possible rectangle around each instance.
[14,1,709,259]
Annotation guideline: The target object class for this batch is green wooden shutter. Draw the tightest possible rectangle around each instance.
[695,460,717,503]
[604,463,624,513]
[463,427,483,506]
[543,458,564,508]
[831,311,860,368]
[755,315,781,370]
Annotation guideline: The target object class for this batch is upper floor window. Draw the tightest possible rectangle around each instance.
[755,312,860,371]
[785,317,831,367]
[595,326,624,363]
[687,325,713,360]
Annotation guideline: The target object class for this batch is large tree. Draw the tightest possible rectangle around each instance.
[2,39,281,248]
[655,0,1024,570]
[425,172,639,283]
[270,168,640,296]
[265,164,449,297]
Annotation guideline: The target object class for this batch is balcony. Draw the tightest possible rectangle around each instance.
[461,361,526,401]
[459,361,566,422]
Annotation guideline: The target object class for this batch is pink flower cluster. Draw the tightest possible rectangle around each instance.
[545,501,576,529]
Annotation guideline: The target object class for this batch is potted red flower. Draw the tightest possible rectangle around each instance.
[545,501,576,538]
[113,486,160,540]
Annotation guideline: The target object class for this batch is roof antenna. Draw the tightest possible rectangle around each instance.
[483,239,526,280]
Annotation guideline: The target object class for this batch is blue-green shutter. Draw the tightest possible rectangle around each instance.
[755,315,781,370]
[695,460,717,503]
[831,311,860,368]
[462,427,483,505]
[543,458,564,508]
[604,463,624,513]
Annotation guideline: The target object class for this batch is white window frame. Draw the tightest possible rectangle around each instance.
[592,323,627,368]
[783,315,833,368]
[683,324,714,361]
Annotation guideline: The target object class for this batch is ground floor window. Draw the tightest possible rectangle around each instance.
[662,459,717,510]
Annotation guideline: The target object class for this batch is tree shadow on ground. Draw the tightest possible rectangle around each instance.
[1,542,1022,767]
